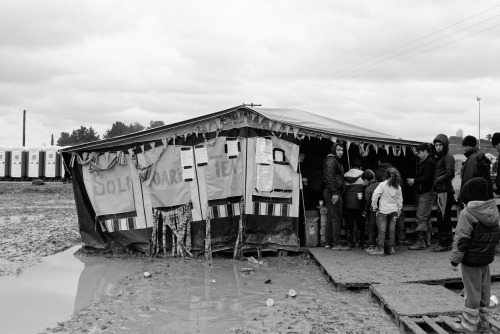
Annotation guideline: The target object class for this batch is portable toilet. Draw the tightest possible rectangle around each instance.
[45,146,61,179]
[27,146,44,179]
[0,147,11,179]
[10,147,24,179]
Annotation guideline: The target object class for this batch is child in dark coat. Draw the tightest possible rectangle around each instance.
[450,177,500,333]
[361,169,379,253]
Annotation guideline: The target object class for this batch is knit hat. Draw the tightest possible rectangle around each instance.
[462,135,477,148]
[492,132,500,147]
[351,158,362,168]
[460,177,489,205]
[361,169,375,181]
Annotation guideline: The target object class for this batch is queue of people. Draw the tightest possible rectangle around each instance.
[319,131,500,333]
[322,132,500,255]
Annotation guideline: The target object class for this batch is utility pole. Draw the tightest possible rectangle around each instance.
[476,97,481,149]
[23,110,26,147]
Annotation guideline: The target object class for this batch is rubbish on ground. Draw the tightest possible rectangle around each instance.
[266,298,274,306]
[288,289,297,298]
[490,295,499,307]
[143,271,152,278]
[241,267,255,272]
[265,279,272,284]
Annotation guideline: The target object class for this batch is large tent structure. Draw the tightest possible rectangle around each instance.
[62,105,421,257]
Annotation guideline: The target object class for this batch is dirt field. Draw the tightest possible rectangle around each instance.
[3,182,500,333]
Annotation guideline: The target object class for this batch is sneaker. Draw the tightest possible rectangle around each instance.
[365,246,375,253]
[324,245,331,248]
[369,248,385,256]
[388,247,396,255]
[330,245,344,251]
[430,245,452,252]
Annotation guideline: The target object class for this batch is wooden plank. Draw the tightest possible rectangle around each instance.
[439,315,461,330]
[422,316,448,334]
[490,318,500,330]
[400,316,427,334]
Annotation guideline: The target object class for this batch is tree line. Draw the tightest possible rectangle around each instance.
[56,120,165,146]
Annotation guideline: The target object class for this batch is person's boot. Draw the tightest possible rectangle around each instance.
[450,307,479,333]
[478,307,492,334]
[425,230,432,247]
[408,232,427,250]
[397,229,413,246]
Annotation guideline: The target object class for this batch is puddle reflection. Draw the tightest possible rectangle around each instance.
[0,245,143,334]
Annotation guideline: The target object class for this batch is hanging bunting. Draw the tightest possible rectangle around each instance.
[330,136,337,142]
[141,144,145,154]
[194,127,199,137]
[258,116,264,124]
[346,141,352,151]
[273,122,282,132]
[70,153,76,167]
[292,127,300,138]
[384,144,390,153]
[374,145,379,154]
[162,138,167,147]
[411,146,418,156]
[104,152,110,164]
[214,118,221,129]
[284,125,290,135]
[235,110,240,119]
[363,144,371,157]
[268,120,274,130]
[393,146,401,157]
[402,145,406,156]
[151,142,156,154]
[82,152,88,160]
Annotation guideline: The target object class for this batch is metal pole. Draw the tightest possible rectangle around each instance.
[23,110,26,147]
[477,97,481,149]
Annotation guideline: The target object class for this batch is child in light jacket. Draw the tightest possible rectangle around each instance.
[370,168,403,255]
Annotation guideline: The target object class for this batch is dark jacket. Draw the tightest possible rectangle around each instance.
[323,154,345,195]
[364,180,380,215]
[495,153,500,195]
[414,154,436,194]
[450,199,500,267]
[461,148,493,199]
[374,162,393,182]
[433,134,455,193]
[343,168,365,210]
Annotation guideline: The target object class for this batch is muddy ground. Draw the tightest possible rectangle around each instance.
[1,182,500,334]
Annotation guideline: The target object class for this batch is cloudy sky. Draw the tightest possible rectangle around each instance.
[1,0,499,147]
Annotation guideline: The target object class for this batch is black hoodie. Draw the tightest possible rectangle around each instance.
[432,134,455,193]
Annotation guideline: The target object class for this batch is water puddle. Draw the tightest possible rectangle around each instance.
[0,245,144,334]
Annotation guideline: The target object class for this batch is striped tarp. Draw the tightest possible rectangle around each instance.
[252,202,291,217]
[100,216,137,232]
[209,202,241,219]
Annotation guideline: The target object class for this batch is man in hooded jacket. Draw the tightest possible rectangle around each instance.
[431,134,455,252]
[449,177,500,333]
[461,135,493,201]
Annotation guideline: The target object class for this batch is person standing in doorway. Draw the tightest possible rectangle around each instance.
[431,134,455,252]
[407,143,436,250]
[323,142,349,251]
[343,159,366,248]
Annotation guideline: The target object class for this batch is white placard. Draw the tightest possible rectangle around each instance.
[256,164,273,192]
[194,145,208,166]
[256,138,273,164]
[227,139,239,158]
[183,167,194,181]
[274,150,284,162]
[180,147,194,168]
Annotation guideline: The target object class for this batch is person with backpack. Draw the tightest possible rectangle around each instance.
[323,142,349,251]
[460,135,493,203]
[450,177,500,333]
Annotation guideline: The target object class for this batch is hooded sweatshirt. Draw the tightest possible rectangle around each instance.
[323,154,345,195]
[371,180,403,215]
[432,134,455,193]
[343,168,365,209]
[451,177,500,267]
